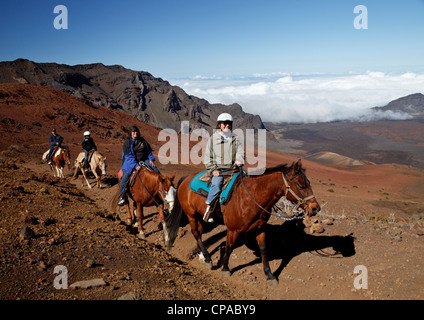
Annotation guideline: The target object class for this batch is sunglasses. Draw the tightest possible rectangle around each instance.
[220,121,233,126]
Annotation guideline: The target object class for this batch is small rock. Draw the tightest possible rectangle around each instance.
[19,226,35,240]
[118,292,142,300]
[393,235,402,242]
[86,259,96,268]
[322,218,334,225]
[70,279,107,289]
[37,261,47,271]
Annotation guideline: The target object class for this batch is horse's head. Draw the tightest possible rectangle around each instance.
[160,173,177,212]
[96,153,107,176]
[62,148,71,168]
[284,159,320,217]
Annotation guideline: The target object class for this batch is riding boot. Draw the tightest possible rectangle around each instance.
[203,206,214,223]
[118,185,128,206]
[117,197,125,206]
[118,189,126,206]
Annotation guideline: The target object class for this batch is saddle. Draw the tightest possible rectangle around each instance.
[87,150,95,163]
[189,170,240,205]
[117,163,154,187]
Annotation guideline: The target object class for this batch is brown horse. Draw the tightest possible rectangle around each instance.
[166,159,320,285]
[72,151,107,188]
[42,147,71,178]
[114,167,177,245]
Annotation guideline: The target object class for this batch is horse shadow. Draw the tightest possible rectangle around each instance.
[214,220,356,278]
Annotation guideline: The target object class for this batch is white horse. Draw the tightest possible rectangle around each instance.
[72,151,107,188]
[42,147,71,178]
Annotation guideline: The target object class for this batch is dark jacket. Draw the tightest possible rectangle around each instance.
[121,137,155,174]
[82,137,97,152]
[49,134,63,147]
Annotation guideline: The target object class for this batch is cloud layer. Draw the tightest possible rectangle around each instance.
[173,72,424,123]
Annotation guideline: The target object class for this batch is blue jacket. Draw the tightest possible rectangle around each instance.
[121,138,155,174]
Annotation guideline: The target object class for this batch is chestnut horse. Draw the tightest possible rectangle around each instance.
[42,147,71,178]
[166,159,320,285]
[114,166,176,245]
[72,151,107,188]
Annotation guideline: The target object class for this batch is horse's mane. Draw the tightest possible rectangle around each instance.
[245,164,291,176]
[263,164,291,174]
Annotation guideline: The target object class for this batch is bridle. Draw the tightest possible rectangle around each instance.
[135,165,173,214]
[281,170,316,211]
[239,166,316,221]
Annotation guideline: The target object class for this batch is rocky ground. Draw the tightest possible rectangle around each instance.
[1,144,423,303]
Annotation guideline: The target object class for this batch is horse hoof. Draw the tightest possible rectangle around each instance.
[126,219,132,226]
[138,232,146,239]
[203,261,213,270]
[267,279,278,287]
[164,241,172,250]
[221,270,231,278]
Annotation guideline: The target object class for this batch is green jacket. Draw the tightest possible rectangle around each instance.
[204,131,244,174]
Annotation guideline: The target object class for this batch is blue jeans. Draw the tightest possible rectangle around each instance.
[119,160,160,198]
[47,146,55,161]
[84,150,89,168]
[206,175,224,205]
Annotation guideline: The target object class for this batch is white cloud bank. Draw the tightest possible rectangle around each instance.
[172,71,424,123]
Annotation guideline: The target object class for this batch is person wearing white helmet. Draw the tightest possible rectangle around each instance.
[203,113,244,222]
[82,131,97,171]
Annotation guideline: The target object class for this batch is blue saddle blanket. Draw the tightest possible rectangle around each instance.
[189,171,240,205]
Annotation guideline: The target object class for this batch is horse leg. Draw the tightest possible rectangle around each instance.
[157,207,171,249]
[81,166,92,188]
[256,231,278,286]
[221,230,240,277]
[136,203,145,239]
[188,215,212,268]
[125,201,133,226]
[93,170,101,188]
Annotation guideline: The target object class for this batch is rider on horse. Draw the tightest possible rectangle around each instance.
[203,113,244,222]
[82,131,97,171]
[117,125,160,206]
[47,128,64,165]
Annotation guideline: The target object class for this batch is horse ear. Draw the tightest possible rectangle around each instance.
[170,173,176,182]
[294,159,302,172]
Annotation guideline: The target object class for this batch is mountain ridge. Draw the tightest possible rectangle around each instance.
[0,59,265,134]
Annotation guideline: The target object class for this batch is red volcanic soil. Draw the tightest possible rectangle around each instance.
[0,84,423,302]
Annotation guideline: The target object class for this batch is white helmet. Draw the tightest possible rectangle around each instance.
[217,113,233,122]
[84,131,91,136]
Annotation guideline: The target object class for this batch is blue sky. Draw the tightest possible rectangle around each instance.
[1,0,424,122]
[1,0,423,78]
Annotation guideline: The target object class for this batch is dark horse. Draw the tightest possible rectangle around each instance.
[113,167,176,245]
[167,159,320,285]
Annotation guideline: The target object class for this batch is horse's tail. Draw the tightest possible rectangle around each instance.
[109,187,120,212]
[71,161,79,180]
[165,177,186,246]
